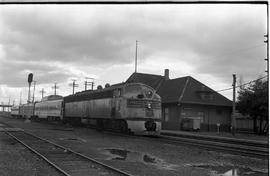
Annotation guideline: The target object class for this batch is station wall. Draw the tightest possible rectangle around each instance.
[161,103,232,132]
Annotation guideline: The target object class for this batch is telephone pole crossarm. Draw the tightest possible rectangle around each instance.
[84,77,94,91]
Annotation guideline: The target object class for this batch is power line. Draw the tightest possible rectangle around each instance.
[216,75,268,92]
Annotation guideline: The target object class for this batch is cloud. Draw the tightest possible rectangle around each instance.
[0,4,267,101]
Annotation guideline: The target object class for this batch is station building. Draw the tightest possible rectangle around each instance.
[126,69,232,132]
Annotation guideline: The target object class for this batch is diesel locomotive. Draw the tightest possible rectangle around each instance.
[64,83,162,135]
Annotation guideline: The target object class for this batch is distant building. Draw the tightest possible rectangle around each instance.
[126,69,232,132]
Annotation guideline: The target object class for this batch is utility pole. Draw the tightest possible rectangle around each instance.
[52,83,59,95]
[265,4,269,81]
[265,35,269,76]
[91,79,94,90]
[264,4,269,111]
[28,83,31,103]
[8,96,10,112]
[69,79,78,95]
[32,81,36,103]
[232,74,236,136]
[40,88,46,99]
[19,91,22,105]
[135,40,138,73]
[84,77,94,91]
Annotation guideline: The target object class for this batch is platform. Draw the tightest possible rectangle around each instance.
[161,130,269,144]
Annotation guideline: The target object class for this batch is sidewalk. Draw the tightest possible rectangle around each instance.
[161,130,269,144]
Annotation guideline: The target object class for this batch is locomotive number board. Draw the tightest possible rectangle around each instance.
[127,99,161,109]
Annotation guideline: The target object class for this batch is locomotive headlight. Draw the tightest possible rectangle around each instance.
[147,103,152,109]
[146,91,153,98]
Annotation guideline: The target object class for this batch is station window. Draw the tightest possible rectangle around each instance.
[183,107,192,110]
[164,108,169,122]
[198,112,204,116]
[216,109,223,115]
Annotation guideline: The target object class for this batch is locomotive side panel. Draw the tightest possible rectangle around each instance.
[89,99,112,118]
[64,98,113,119]
[65,101,83,117]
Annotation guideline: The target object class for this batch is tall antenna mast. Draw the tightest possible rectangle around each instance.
[19,91,22,105]
[135,40,138,73]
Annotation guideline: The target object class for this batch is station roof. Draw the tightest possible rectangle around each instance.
[126,72,232,107]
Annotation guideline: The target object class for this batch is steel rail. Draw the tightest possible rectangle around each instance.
[8,130,134,176]
[5,131,70,176]
[160,132,268,148]
[102,130,268,158]
[158,135,268,158]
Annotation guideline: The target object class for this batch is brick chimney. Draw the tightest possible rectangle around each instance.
[164,69,169,80]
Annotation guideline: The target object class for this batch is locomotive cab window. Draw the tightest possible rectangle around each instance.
[126,85,144,99]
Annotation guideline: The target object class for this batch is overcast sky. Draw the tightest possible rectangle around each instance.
[0,4,267,105]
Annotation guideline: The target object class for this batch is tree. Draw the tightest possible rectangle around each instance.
[237,79,268,134]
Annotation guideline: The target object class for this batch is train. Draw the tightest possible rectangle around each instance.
[10,83,162,135]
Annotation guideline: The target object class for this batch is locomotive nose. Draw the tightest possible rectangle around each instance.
[144,120,157,131]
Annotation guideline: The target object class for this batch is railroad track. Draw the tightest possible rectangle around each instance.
[4,130,133,176]
[1,117,268,159]
[158,133,269,158]
[101,130,268,158]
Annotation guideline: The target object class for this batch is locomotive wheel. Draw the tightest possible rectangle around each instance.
[96,119,104,131]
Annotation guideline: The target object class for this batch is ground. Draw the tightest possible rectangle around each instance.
[0,132,62,176]
[0,116,268,176]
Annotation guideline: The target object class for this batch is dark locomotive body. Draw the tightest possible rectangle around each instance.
[64,83,162,135]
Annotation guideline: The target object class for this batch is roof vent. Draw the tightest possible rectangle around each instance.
[97,85,103,90]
